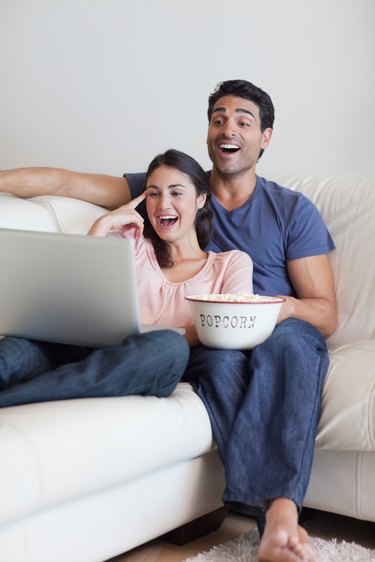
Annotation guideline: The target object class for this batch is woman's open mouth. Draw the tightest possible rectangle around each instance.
[157,215,179,228]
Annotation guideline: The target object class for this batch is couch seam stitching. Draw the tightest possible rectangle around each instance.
[355,451,362,519]
[31,199,63,232]
[368,380,375,449]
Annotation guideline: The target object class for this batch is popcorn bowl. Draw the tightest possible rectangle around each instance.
[185,293,285,350]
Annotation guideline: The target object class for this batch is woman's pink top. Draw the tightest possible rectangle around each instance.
[133,236,253,328]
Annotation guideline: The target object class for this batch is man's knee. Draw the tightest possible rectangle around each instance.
[185,348,249,392]
[267,318,326,351]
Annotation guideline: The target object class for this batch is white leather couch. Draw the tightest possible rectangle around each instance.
[0,174,374,561]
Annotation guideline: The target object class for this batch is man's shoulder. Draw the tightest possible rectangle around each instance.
[125,171,147,197]
[256,175,315,209]
[257,175,301,197]
[124,171,147,182]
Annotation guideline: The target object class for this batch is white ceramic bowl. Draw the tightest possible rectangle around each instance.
[186,293,284,350]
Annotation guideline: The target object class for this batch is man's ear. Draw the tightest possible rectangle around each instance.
[197,193,207,209]
[261,127,273,150]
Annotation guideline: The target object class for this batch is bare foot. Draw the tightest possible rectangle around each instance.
[257,499,318,562]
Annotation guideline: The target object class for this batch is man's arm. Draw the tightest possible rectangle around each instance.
[0,167,132,210]
[278,254,337,338]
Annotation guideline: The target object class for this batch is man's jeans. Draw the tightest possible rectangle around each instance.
[184,318,329,512]
[0,330,189,407]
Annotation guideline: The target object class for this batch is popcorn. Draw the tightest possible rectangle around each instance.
[190,292,280,303]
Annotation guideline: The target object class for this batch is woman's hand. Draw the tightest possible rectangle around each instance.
[88,192,147,238]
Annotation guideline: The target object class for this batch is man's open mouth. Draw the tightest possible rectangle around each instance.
[218,143,240,154]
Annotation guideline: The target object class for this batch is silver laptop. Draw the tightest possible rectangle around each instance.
[0,228,143,347]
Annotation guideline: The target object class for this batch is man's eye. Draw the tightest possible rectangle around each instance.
[239,121,251,127]
[212,118,223,126]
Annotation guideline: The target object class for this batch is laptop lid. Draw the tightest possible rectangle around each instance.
[0,228,142,347]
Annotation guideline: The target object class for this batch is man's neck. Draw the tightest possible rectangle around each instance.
[209,168,257,211]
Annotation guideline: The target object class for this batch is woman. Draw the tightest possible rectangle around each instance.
[0,149,252,407]
[89,149,253,346]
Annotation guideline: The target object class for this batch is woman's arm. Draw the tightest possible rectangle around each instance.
[183,325,201,348]
[220,251,253,294]
[184,252,253,348]
[88,192,147,237]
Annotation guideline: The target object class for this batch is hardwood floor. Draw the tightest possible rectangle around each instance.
[304,509,375,549]
[107,509,375,562]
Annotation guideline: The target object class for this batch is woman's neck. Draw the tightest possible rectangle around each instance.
[161,253,208,283]
[161,237,208,283]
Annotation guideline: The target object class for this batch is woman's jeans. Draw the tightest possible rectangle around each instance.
[184,318,329,513]
[0,330,189,407]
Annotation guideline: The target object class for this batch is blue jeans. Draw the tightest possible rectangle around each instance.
[0,330,189,407]
[183,318,329,512]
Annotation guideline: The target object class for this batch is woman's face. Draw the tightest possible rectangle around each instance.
[145,165,206,243]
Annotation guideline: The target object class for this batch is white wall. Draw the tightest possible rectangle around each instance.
[1,0,374,177]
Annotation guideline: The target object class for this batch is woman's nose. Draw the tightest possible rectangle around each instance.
[158,192,172,209]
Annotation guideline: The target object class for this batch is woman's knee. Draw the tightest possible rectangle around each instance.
[136,329,190,373]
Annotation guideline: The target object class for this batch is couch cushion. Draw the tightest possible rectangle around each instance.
[0,383,213,525]
[0,193,106,234]
[271,175,375,349]
[0,193,59,232]
[30,195,106,233]
[316,339,375,451]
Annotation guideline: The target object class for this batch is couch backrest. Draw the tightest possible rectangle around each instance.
[271,175,375,349]
[1,175,374,349]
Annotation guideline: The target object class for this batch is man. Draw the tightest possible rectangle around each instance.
[0,80,337,562]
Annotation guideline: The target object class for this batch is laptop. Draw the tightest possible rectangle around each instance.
[0,228,145,347]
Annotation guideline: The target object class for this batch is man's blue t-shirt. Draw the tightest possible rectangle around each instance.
[125,172,335,297]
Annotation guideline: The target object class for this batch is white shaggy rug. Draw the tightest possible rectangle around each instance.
[183,528,375,561]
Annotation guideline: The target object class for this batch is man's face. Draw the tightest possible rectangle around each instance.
[206,95,272,178]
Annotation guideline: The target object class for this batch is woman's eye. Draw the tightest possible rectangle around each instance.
[171,191,183,197]
[147,191,158,197]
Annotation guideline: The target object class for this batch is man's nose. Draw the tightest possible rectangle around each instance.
[221,121,236,138]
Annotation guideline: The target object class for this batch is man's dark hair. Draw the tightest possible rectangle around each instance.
[207,79,275,133]
[144,149,213,268]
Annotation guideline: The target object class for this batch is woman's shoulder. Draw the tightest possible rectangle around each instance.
[208,250,253,278]
[134,235,159,267]
[210,249,252,266]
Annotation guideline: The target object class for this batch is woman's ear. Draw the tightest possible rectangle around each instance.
[197,193,206,209]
